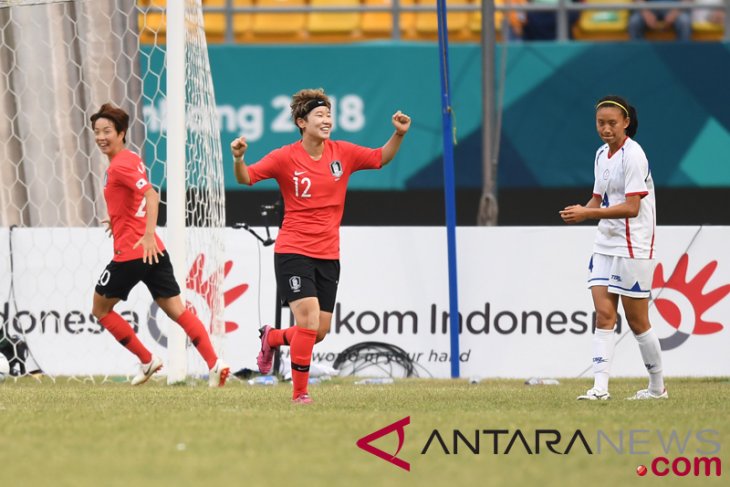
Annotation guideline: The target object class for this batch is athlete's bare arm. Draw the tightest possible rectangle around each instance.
[560,194,641,224]
[381,111,411,166]
[133,188,163,264]
[585,195,601,209]
[231,136,250,185]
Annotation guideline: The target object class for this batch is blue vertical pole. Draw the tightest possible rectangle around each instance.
[436,0,460,378]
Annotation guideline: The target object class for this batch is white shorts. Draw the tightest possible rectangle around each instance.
[587,253,655,299]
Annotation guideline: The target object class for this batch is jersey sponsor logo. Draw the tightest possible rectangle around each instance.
[330,160,343,178]
[603,169,610,180]
[294,170,307,176]
[289,276,302,293]
[135,178,146,189]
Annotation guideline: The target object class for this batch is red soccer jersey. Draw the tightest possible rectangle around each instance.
[246,139,382,259]
[103,149,165,262]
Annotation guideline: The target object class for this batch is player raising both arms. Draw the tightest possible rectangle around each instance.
[560,95,666,401]
[231,88,411,404]
[90,103,229,387]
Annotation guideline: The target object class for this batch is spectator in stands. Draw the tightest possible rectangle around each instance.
[522,0,580,40]
[628,0,692,40]
[230,89,411,404]
[692,0,725,26]
[497,0,527,41]
[560,95,667,402]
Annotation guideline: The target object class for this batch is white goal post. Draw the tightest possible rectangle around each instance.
[0,0,226,382]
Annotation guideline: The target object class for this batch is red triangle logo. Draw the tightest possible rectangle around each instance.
[356,416,411,471]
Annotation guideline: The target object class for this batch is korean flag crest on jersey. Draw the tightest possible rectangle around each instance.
[329,160,343,178]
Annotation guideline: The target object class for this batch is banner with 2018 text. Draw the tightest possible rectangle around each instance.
[0,226,728,378]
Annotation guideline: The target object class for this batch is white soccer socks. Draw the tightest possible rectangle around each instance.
[592,327,616,392]
[635,328,665,394]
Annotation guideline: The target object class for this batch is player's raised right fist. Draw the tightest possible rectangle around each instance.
[231,136,247,159]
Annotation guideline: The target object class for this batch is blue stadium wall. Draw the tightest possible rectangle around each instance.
[144,42,730,225]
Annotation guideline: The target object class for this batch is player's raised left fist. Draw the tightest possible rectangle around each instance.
[392,110,411,135]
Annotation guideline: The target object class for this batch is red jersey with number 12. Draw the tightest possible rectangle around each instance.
[104,149,165,262]
[247,139,382,259]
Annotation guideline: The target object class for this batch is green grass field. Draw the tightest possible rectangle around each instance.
[1,377,727,487]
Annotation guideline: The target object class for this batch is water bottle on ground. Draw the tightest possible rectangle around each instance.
[354,377,394,385]
[248,375,278,386]
[525,377,560,386]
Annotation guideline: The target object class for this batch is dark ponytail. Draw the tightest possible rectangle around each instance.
[595,95,638,138]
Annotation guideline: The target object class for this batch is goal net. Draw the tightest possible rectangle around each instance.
[0,0,226,382]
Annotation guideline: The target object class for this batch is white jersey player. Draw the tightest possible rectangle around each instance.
[560,95,667,402]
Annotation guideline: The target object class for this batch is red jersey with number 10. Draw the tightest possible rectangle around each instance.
[104,149,165,262]
[246,139,382,259]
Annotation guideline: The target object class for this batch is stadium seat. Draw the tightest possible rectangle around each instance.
[692,0,725,41]
[204,0,255,42]
[692,21,724,41]
[202,0,227,42]
[469,0,527,40]
[232,0,255,40]
[138,0,167,44]
[409,0,471,40]
[361,0,416,38]
[572,0,630,41]
[644,29,676,41]
[307,0,362,40]
[251,0,308,41]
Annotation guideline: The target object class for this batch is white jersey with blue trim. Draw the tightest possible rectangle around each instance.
[591,137,656,259]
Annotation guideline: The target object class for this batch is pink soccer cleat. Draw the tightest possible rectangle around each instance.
[292,393,313,405]
[257,325,275,375]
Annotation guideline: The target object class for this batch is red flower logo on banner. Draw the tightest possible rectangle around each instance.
[652,254,730,350]
[185,253,248,334]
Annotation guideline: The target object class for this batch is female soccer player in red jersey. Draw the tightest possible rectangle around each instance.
[560,95,666,401]
[231,88,411,404]
[90,103,229,387]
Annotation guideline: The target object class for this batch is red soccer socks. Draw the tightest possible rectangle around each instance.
[99,312,152,364]
[267,326,298,348]
[289,327,317,399]
[176,309,218,369]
